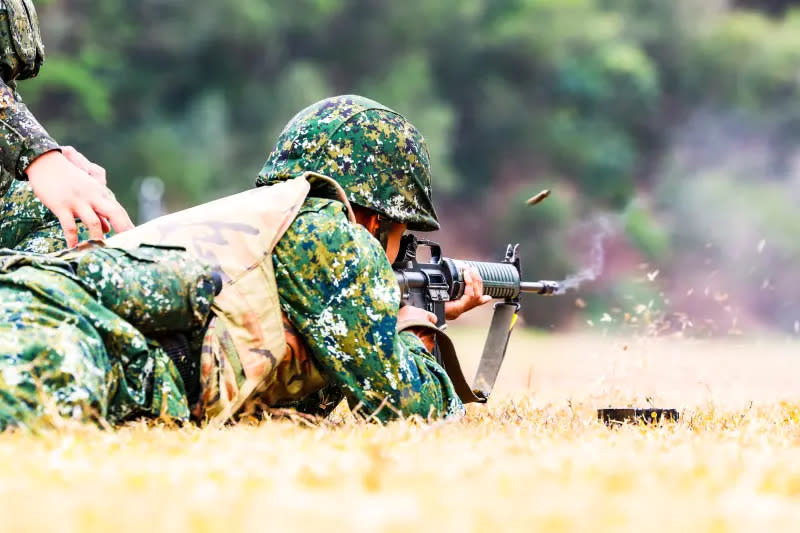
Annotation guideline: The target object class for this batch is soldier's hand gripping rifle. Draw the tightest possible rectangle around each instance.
[393,233,560,403]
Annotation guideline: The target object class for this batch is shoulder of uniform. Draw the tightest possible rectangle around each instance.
[296,196,353,220]
[282,197,381,259]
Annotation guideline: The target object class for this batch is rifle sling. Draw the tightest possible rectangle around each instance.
[398,318,485,404]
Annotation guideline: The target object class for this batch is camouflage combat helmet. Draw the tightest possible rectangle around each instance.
[256,95,440,231]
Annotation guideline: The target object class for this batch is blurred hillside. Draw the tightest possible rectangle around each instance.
[26,0,800,334]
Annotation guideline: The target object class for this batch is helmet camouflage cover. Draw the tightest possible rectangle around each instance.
[256,95,439,231]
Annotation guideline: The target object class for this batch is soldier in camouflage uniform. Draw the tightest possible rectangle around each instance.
[255,95,490,420]
[0,0,132,253]
[0,95,489,430]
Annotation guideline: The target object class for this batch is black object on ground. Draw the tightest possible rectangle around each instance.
[598,408,679,426]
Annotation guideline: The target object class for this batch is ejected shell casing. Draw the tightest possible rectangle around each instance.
[526,189,551,206]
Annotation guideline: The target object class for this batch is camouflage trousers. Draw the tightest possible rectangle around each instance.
[0,246,217,431]
[0,179,93,253]
[0,181,221,431]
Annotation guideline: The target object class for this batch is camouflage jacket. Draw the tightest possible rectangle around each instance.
[0,0,58,195]
[0,244,217,430]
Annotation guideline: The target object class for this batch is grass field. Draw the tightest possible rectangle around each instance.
[2,329,800,532]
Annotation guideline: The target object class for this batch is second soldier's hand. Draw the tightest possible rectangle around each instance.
[60,146,110,233]
[26,150,134,247]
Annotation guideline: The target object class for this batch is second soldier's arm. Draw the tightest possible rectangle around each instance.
[0,79,133,245]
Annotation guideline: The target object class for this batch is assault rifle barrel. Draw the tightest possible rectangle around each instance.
[520,280,560,295]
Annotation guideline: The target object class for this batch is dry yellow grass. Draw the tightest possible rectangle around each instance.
[1,329,800,533]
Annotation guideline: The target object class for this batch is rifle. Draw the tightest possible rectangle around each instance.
[393,234,560,403]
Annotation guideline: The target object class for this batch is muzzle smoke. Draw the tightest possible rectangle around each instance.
[556,217,612,295]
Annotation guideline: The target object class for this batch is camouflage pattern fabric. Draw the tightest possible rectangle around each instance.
[0,245,217,431]
[0,0,45,81]
[0,3,82,255]
[0,180,92,253]
[0,187,462,429]
[272,197,463,421]
[257,95,440,231]
[0,3,58,194]
[0,91,462,428]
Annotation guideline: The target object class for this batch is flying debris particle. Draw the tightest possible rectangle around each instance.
[714,292,729,303]
[757,239,766,254]
[795,321,799,335]
[587,320,595,327]
[646,270,660,282]
[575,298,587,309]
[687,288,694,296]
[600,313,613,323]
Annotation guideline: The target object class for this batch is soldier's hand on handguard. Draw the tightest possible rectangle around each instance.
[26,150,134,247]
[445,267,492,321]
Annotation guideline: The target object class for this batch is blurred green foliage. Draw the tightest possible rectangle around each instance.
[25,0,800,330]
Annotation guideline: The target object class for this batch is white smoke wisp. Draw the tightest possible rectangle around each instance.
[556,217,613,295]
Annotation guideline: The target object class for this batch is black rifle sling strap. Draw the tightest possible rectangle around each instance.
[472,301,520,401]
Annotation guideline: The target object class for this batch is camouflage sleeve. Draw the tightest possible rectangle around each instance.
[272,198,464,421]
[0,81,58,182]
